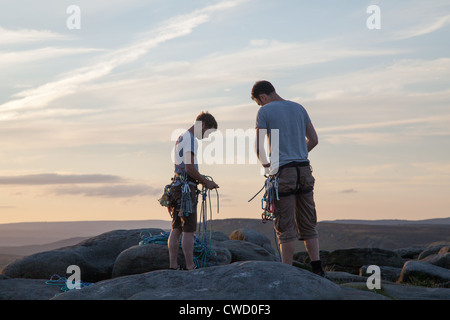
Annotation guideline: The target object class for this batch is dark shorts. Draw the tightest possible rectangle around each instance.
[170,183,198,233]
[273,165,318,243]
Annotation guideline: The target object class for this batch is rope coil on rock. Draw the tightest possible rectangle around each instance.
[139,231,217,269]
[45,274,93,293]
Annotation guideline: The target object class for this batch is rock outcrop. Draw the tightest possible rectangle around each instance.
[53,261,386,300]
[1,228,164,282]
[1,228,449,300]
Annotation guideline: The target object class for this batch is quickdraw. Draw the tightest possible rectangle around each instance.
[180,179,194,217]
[261,175,279,223]
[249,174,279,223]
[249,174,282,261]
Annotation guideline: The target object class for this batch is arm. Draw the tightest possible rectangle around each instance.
[305,121,318,152]
[255,128,270,168]
[185,152,219,190]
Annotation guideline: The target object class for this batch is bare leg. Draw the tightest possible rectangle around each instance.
[304,237,320,261]
[181,232,195,270]
[280,240,295,265]
[168,228,182,269]
[305,237,324,276]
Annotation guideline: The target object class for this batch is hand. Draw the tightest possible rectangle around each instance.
[261,166,271,176]
[204,180,219,190]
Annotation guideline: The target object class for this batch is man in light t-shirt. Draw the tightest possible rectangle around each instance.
[252,80,324,277]
[168,112,219,270]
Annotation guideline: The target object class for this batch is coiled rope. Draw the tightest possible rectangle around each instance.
[139,231,217,269]
[45,274,93,293]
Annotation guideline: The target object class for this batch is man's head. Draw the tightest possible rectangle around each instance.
[251,80,276,106]
[195,111,217,139]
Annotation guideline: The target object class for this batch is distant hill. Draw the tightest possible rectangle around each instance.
[211,218,450,252]
[0,237,89,256]
[0,218,449,257]
[320,217,450,225]
[0,220,171,247]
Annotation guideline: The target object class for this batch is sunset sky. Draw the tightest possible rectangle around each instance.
[1,0,449,224]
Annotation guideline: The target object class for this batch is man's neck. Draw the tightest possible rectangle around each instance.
[188,125,200,139]
[265,93,285,105]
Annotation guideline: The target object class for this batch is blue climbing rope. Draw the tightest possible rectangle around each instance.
[139,231,217,268]
[45,274,93,293]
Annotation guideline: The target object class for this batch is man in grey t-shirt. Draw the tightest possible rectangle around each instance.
[252,80,324,276]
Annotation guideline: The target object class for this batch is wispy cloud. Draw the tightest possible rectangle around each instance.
[0,0,247,120]
[340,189,358,194]
[0,27,69,44]
[298,58,450,99]
[0,173,159,199]
[393,14,450,40]
[0,47,105,68]
[0,173,124,185]
[52,184,159,198]
[318,115,450,133]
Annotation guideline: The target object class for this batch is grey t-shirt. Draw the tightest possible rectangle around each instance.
[255,100,311,174]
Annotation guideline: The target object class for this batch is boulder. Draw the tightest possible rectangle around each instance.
[394,247,425,260]
[421,252,450,269]
[53,261,388,300]
[229,228,275,254]
[325,271,367,284]
[1,228,164,282]
[294,250,330,265]
[210,231,229,242]
[325,248,404,274]
[112,243,231,278]
[216,240,278,263]
[343,282,450,300]
[398,260,450,287]
[0,278,62,300]
[418,244,449,260]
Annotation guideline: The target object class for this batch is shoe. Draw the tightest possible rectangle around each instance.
[169,265,182,270]
[311,260,325,277]
[185,265,198,271]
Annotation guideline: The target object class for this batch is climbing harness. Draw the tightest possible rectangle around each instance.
[155,172,220,269]
[248,161,313,261]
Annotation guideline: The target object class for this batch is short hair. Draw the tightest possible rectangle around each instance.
[196,111,218,130]
[251,80,276,100]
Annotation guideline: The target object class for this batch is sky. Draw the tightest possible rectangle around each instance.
[0,0,449,224]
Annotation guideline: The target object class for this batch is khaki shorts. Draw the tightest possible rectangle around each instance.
[273,165,318,243]
[170,184,198,233]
